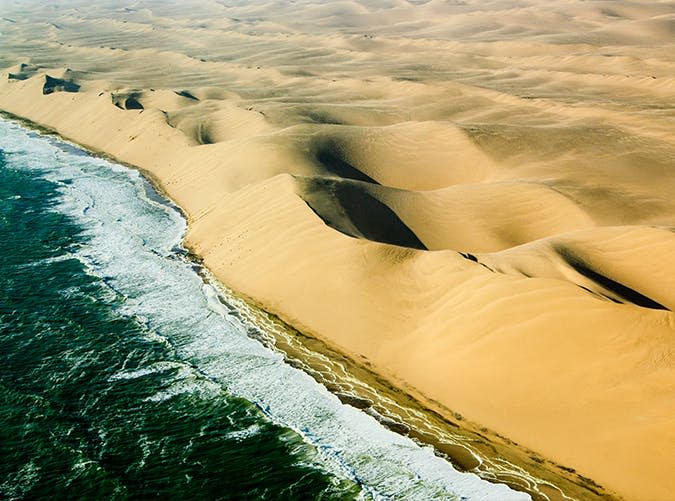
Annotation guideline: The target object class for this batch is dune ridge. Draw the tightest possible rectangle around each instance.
[1,1,674,500]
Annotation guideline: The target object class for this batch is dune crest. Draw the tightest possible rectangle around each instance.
[1,1,674,500]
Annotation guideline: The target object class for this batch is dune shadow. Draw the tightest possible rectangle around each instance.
[299,177,426,250]
[43,75,80,95]
[555,245,668,310]
[175,90,199,100]
[313,138,378,184]
[112,91,144,110]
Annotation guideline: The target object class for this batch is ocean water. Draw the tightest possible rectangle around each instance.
[0,118,527,501]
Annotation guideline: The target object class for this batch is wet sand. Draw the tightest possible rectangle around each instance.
[1,1,674,499]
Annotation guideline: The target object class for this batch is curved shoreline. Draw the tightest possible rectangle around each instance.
[3,115,535,500]
[0,111,614,501]
[205,272,618,501]
[2,29,674,496]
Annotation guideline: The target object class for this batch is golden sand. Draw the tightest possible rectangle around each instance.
[1,2,674,499]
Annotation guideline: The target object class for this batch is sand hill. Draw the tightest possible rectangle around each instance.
[1,1,674,500]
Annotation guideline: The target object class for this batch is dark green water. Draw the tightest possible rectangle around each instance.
[0,128,359,500]
[0,118,526,501]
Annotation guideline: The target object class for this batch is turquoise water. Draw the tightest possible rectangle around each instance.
[0,118,527,501]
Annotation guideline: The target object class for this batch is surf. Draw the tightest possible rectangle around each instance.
[0,117,527,500]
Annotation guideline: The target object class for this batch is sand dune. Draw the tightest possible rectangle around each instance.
[1,1,674,499]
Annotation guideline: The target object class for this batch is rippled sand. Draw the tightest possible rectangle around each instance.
[1,1,674,499]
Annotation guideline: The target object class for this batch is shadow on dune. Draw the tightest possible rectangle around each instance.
[555,245,668,310]
[174,89,199,100]
[8,73,29,81]
[112,91,144,110]
[298,177,426,250]
[43,75,80,95]
[312,138,378,184]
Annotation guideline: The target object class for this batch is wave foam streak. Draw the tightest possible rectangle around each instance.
[0,118,527,500]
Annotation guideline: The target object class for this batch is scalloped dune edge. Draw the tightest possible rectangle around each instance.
[1,1,674,500]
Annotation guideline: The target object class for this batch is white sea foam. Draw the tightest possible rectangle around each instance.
[0,118,529,501]
[108,361,189,381]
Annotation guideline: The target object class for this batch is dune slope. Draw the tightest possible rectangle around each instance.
[1,1,674,500]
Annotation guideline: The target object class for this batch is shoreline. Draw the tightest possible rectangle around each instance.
[206,272,616,501]
[5,115,522,499]
[1,48,673,500]
[0,112,615,501]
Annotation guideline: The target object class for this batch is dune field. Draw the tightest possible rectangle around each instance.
[1,1,674,499]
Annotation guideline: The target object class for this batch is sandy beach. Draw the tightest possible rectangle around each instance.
[1,1,674,499]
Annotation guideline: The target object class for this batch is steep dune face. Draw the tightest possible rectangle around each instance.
[1,1,674,500]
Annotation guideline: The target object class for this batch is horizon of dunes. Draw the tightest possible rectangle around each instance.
[1,1,674,500]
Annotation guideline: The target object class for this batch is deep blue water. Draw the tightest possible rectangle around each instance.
[0,118,526,501]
